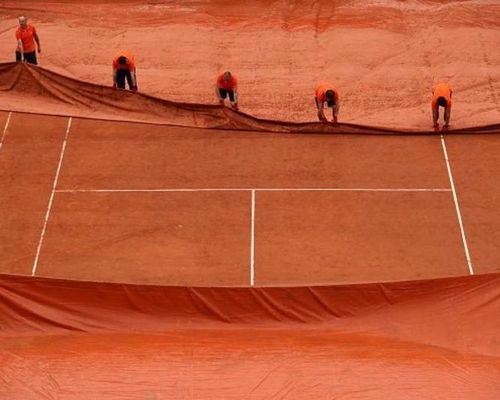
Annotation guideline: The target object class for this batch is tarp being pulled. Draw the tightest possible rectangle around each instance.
[1,62,499,135]
[1,273,499,398]
[1,0,499,130]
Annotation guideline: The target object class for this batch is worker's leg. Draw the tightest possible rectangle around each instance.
[24,51,37,65]
[124,70,133,90]
[116,69,126,89]
[228,90,238,110]
[444,106,451,127]
[332,104,340,123]
[217,88,227,105]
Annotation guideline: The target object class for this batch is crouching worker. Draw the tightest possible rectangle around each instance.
[432,83,452,131]
[113,51,137,91]
[315,83,340,124]
[216,71,238,110]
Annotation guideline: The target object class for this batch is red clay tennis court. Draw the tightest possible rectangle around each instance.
[1,1,500,398]
[2,107,499,285]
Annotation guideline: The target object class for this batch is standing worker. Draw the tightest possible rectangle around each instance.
[216,71,239,110]
[112,50,137,91]
[315,83,340,124]
[15,16,41,65]
[432,83,452,131]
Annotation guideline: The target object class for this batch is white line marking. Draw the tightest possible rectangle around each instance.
[0,111,12,151]
[440,134,474,275]
[32,117,72,276]
[250,190,256,287]
[55,188,451,193]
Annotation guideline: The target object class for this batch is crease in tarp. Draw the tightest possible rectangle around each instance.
[1,62,499,135]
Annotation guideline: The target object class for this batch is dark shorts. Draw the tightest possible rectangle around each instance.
[218,88,235,102]
[16,51,37,65]
[116,69,135,89]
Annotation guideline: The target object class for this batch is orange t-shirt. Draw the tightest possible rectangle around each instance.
[432,83,452,109]
[113,51,136,71]
[315,83,339,103]
[16,25,37,53]
[216,74,238,90]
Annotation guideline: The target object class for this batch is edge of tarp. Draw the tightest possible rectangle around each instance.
[1,62,498,135]
[1,272,499,334]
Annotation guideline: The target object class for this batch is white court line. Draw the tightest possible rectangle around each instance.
[32,117,73,276]
[250,190,256,287]
[55,187,452,193]
[0,111,12,151]
[440,134,474,275]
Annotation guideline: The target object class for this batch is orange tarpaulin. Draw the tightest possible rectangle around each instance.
[1,273,500,398]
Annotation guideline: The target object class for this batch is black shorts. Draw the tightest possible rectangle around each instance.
[116,69,135,89]
[218,88,235,102]
[16,51,37,65]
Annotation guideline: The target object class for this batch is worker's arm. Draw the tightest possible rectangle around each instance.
[215,85,224,103]
[17,39,24,61]
[432,106,439,127]
[33,31,41,53]
[315,97,326,121]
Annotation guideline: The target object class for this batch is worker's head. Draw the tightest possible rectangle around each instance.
[325,90,336,107]
[117,56,128,65]
[18,16,28,29]
[223,71,232,81]
[437,97,447,107]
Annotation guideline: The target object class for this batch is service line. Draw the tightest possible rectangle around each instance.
[32,117,73,276]
[55,187,452,193]
[440,134,474,275]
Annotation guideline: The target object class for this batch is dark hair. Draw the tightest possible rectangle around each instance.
[118,56,127,65]
[437,97,447,107]
[325,90,336,106]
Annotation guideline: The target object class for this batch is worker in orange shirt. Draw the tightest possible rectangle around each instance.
[15,16,41,65]
[112,50,137,91]
[216,71,238,110]
[315,83,340,124]
[432,83,452,131]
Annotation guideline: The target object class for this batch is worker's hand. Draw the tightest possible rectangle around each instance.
[37,47,42,54]
[112,83,117,90]
[331,116,338,124]
[433,123,439,133]
[317,111,327,122]
[132,85,138,92]
[231,103,239,111]
[442,124,449,132]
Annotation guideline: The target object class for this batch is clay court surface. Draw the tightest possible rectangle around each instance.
[1,109,499,286]
[1,1,500,398]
